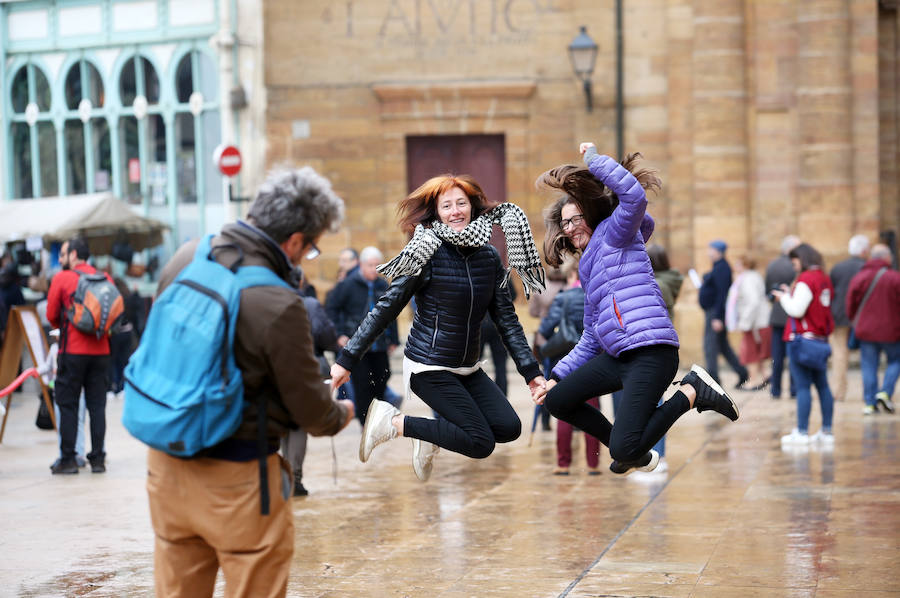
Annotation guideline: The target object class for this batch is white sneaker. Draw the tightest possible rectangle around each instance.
[780,429,810,446]
[810,430,835,447]
[358,399,400,462]
[412,439,440,482]
[654,458,669,474]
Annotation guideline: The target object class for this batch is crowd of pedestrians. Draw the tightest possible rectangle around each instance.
[3,143,897,598]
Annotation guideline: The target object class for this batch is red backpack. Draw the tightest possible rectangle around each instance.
[67,272,124,338]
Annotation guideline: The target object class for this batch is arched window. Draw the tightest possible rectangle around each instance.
[173,50,221,205]
[9,63,57,198]
[118,55,164,205]
[62,59,111,195]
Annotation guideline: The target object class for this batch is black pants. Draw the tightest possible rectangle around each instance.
[544,345,686,464]
[406,369,521,459]
[703,314,748,384]
[480,319,508,396]
[56,353,110,462]
[350,351,391,425]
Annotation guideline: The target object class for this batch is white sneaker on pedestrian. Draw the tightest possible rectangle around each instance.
[875,391,895,414]
[359,399,400,462]
[810,430,835,448]
[862,404,877,415]
[412,439,439,482]
[780,429,810,446]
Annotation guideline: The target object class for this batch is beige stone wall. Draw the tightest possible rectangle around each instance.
[262,0,899,364]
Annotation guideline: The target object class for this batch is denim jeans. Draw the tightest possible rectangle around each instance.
[859,341,900,406]
[770,325,795,398]
[787,343,834,433]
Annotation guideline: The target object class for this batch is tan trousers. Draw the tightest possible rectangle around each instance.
[831,326,850,401]
[146,448,294,598]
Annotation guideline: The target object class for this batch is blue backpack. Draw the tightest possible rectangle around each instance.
[122,234,292,458]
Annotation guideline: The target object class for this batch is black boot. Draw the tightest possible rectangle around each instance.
[293,472,308,497]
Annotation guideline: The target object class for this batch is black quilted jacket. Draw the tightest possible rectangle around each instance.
[336,242,541,382]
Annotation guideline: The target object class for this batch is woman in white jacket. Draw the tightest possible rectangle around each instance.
[725,254,772,390]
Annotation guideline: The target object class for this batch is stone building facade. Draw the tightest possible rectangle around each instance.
[263,0,899,361]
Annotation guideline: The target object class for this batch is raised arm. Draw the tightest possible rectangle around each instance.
[582,145,648,248]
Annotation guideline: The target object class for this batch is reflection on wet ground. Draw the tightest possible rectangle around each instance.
[1,365,898,597]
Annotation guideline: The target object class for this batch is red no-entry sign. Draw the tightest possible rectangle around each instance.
[214,144,242,177]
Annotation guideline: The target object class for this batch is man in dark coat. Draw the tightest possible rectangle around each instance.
[765,235,800,399]
[326,246,399,424]
[699,240,748,387]
[829,234,869,401]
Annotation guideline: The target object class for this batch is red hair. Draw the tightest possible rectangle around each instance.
[397,174,490,237]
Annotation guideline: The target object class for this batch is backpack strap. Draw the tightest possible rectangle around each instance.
[234,264,292,516]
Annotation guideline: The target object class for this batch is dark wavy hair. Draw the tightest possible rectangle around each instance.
[788,243,824,271]
[536,153,661,267]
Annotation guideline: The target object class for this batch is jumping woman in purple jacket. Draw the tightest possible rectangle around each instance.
[533,143,741,475]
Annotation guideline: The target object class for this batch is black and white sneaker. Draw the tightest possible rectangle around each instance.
[609,450,659,476]
[678,364,740,421]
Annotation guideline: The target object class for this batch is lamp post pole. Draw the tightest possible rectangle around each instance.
[615,0,624,162]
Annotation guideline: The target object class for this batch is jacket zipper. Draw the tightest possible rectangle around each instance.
[613,296,624,329]
[431,313,439,349]
[461,253,475,365]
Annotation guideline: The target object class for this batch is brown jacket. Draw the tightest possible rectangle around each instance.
[157,222,348,443]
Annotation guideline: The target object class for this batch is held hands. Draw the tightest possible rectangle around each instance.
[531,377,556,405]
[337,335,350,348]
[579,142,596,155]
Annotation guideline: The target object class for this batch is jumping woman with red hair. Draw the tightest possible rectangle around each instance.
[331,175,547,481]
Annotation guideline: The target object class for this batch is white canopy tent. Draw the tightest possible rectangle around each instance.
[0,193,169,254]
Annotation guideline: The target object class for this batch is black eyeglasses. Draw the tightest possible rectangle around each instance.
[305,243,321,260]
[560,214,585,231]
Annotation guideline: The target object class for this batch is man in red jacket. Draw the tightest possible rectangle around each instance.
[846,244,900,415]
[46,239,112,474]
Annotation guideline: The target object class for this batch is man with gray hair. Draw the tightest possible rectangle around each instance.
[146,166,354,598]
[326,245,399,424]
[847,243,900,414]
[829,234,870,400]
[765,234,801,399]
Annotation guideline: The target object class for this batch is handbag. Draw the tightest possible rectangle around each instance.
[790,320,831,371]
[540,292,581,360]
[847,267,887,350]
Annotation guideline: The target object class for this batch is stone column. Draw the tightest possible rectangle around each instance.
[691,0,749,269]
[795,0,854,259]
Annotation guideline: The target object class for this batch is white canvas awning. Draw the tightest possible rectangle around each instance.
[0,193,169,253]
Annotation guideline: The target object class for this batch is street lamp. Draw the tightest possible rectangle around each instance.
[568,26,598,112]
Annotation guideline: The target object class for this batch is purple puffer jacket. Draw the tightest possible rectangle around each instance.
[551,151,679,380]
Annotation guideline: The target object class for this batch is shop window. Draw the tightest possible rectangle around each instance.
[9,63,56,198]
[64,61,104,110]
[119,116,141,203]
[173,50,221,204]
[63,60,111,195]
[119,56,160,106]
[65,119,86,194]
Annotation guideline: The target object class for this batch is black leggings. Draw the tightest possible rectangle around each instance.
[544,345,688,464]
[405,369,521,459]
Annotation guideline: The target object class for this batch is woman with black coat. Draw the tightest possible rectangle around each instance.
[330,174,547,481]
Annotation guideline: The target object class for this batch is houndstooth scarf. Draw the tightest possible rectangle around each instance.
[377,203,546,298]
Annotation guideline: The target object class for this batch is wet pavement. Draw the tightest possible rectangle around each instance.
[1,363,899,597]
